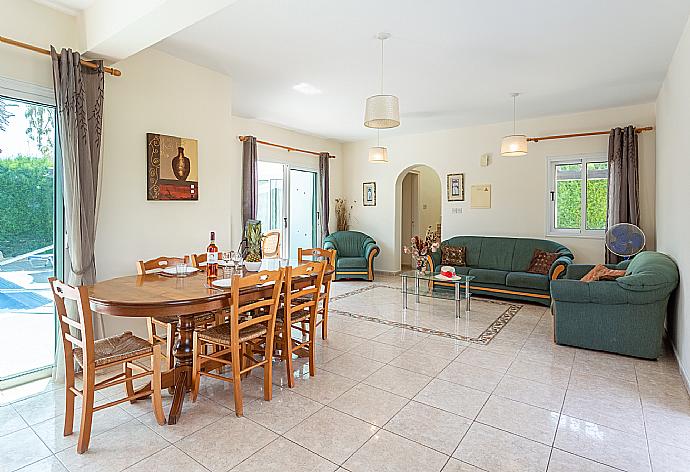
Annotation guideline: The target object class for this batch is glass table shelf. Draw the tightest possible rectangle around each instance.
[400,270,475,317]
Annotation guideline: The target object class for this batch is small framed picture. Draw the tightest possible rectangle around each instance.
[447,173,464,201]
[363,182,376,206]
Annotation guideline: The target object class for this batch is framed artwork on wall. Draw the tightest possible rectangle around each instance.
[147,133,199,201]
[447,173,464,201]
[471,184,491,209]
[363,182,376,206]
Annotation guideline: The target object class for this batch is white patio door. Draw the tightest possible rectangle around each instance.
[257,162,318,260]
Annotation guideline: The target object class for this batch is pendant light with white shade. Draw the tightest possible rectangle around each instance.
[368,130,388,163]
[500,93,528,157]
[364,33,400,129]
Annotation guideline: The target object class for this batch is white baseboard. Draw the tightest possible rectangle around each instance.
[375,270,400,276]
[670,339,690,396]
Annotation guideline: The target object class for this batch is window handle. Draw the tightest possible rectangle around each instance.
[550,191,555,202]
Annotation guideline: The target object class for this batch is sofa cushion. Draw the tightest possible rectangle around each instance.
[442,236,483,266]
[512,238,572,271]
[527,249,560,275]
[469,268,509,285]
[336,257,367,270]
[506,271,550,291]
[441,245,466,266]
[452,266,472,276]
[478,238,516,271]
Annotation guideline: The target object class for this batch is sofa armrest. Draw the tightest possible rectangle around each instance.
[564,264,595,280]
[323,239,338,254]
[364,242,379,260]
[429,250,442,271]
[549,256,572,280]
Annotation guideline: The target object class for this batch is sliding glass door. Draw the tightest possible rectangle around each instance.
[257,162,318,259]
[288,168,318,259]
[0,93,59,383]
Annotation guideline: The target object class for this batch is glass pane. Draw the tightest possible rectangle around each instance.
[257,161,284,234]
[289,169,317,260]
[586,161,608,230]
[0,96,56,380]
[554,162,582,229]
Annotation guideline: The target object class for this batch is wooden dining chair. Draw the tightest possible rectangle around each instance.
[262,230,281,259]
[190,253,207,269]
[297,248,336,339]
[137,256,214,370]
[276,261,326,388]
[49,278,166,454]
[191,269,284,416]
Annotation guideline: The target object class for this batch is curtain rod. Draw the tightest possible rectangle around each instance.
[0,35,122,77]
[238,135,336,159]
[528,126,653,143]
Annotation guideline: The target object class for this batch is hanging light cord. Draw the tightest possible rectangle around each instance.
[380,38,385,94]
[513,94,517,135]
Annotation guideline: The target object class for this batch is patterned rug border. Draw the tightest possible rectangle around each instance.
[329,283,523,345]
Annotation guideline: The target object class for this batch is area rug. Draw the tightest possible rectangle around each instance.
[328,284,522,345]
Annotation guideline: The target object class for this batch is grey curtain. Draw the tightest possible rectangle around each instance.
[319,152,330,242]
[606,125,639,264]
[51,47,105,381]
[242,136,258,228]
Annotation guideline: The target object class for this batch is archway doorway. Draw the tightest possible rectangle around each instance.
[397,165,442,270]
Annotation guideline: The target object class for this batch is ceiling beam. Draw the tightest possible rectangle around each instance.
[81,0,239,62]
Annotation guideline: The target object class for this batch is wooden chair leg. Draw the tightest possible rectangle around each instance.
[321,297,330,340]
[308,309,316,378]
[284,322,295,388]
[231,344,243,416]
[165,322,175,371]
[151,345,166,425]
[191,332,200,402]
[76,368,95,454]
[63,361,76,437]
[124,363,136,403]
[263,330,274,402]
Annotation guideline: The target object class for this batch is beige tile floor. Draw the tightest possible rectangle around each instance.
[1,275,690,472]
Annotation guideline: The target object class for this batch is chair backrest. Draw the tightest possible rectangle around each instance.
[283,261,326,322]
[297,248,336,268]
[136,256,188,274]
[230,268,284,339]
[262,231,281,258]
[190,253,207,269]
[324,231,375,258]
[49,278,94,369]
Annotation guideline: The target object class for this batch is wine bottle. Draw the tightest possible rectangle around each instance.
[207,231,219,279]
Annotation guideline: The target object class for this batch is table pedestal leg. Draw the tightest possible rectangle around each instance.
[168,313,194,425]
[402,275,408,309]
[454,283,460,318]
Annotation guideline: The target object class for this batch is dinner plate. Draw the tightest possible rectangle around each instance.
[211,278,232,288]
[434,274,463,281]
[162,266,199,275]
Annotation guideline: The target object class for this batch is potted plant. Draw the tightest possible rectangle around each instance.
[403,227,440,274]
[244,221,263,271]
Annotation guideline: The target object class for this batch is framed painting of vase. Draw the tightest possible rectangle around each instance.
[147,133,199,200]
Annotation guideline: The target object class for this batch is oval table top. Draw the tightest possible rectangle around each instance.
[88,260,333,317]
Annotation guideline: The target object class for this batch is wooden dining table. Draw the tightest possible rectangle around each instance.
[87,260,331,424]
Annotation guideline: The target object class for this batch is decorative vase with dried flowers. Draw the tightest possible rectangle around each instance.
[335,198,353,232]
[403,228,440,274]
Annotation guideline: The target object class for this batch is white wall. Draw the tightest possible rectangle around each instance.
[656,16,690,387]
[415,165,442,237]
[0,0,78,88]
[342,104,656,272]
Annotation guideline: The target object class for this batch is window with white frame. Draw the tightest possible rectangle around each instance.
[547,155,608,237]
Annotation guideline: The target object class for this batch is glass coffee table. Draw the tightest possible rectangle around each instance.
[400,270,474,318]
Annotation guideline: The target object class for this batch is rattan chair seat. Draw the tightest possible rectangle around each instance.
[73,332,153,368]
[198,322,267,345]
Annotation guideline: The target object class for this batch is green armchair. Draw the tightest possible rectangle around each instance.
[551,251,679,359]
[323,231,380,281]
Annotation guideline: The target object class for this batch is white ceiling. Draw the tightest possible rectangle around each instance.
[131,1,690,140]
[34,0,95,15]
